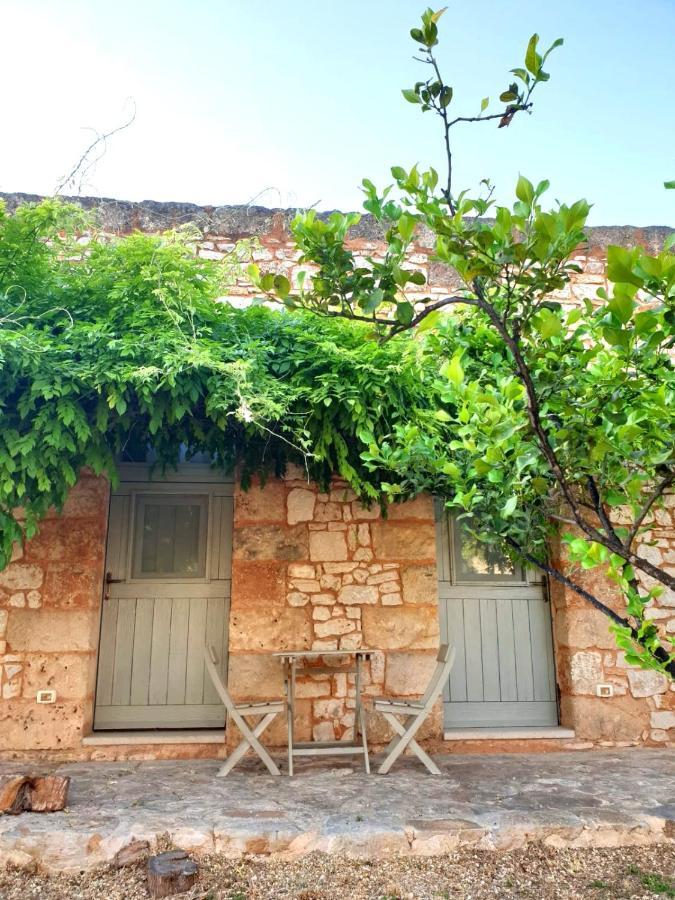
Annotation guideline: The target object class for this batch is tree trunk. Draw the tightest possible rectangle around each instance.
[147,850,198,898]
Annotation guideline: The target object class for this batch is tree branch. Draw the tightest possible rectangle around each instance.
[626,470,675,548]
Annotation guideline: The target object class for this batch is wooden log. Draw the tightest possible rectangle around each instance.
[28,775,70,812]
[0,775,69,814]
[0,776,30,814]
[114,838,150,868]
[147,850,198,898]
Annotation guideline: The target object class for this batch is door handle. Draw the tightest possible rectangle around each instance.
[104,571,123,601]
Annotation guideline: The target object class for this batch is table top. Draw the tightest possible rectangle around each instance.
[273,649,372,659]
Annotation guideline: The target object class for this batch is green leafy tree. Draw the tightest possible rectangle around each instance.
[251,8,675,676]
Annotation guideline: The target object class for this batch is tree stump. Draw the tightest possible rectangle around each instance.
[146,850,198,898]
[0,775,70,814]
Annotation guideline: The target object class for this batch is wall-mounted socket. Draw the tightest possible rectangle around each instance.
[36,689,56,704]
[596,684,613,698]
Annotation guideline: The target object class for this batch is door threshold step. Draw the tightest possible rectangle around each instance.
[444,726,575,741]
[83,730,225,746]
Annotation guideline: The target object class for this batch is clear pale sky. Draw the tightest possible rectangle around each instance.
[2,0,674,225]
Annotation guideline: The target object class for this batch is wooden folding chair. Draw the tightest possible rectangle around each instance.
[373,644,456,775]
[203,646,285,777]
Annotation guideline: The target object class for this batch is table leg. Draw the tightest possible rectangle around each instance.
[354,654,370,772]
[286,659,295,777]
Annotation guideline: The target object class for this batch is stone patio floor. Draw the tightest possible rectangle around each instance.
[0,750,673,873]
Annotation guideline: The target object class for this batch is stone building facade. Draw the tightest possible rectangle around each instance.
[0,195,673,760]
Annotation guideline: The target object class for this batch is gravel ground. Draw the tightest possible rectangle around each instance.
[0,845,674,900]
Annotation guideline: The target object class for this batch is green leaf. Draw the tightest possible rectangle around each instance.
[273,274,291,297]
[402,88,420,104]
[664,180,675,189]
[525,33,540,75]
[480,97,489,112]
[442,353,464,388]
[398,213,416,242]
[502,496,518,517]
[515,175,535,206]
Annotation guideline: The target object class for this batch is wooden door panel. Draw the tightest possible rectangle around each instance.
[436,508,558,729]
[94,477,233,731]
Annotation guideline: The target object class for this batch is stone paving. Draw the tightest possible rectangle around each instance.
[0,750,673,873]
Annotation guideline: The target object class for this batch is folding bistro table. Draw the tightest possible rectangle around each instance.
[275,649,371,775]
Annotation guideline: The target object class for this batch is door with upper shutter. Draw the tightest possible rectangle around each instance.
[436,504,558,728]
[94,465,233,729]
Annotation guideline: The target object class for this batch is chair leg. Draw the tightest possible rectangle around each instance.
[359,706,370,774]
[377,712,428,775]
[217,712,280,777]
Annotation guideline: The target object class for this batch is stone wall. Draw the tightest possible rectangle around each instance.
[229,469,440,749]
[0,475,108,755]
[0,195,673,758]
[551,496,675,747]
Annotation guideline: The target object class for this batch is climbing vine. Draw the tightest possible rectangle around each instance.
[0,198,442,569]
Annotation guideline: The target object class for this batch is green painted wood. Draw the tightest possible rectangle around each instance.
[479,597,500,701]
[111,597,136,706]
[185,599,208,705]
[443,700,558,727]
[129,598,154,706]
[167,596,190,705]
[94,477,233,730]
[496,597,518,701]
[149,595,172,706]
[95,598,118,709]
[437,512,558,729]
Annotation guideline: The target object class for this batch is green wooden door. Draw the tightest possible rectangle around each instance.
[94,465,233,730]
[436,504,558,728]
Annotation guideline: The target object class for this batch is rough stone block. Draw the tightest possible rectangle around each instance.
[627,669,668,698]
[559,694,650,742]
[235,478,286,524]
[338,585,378,605]
[287,488,316,525]
[651,710,675,730]
[314,618,355,638]
[60,477,109,519]
[384,651,438,695]
[371,522,436,561]
[23,519,105,563]
[401,564,438,605]
[315,502,342,522]
[227,653,285,700]
[554,607,618,650]
[229,608,312,651]
[387,495,434,520]
[568,651,604,695]
[6,609,96,653]
[231,560,285,606]
[21,652,92,701]
[351,501,380,520]
[362,606,440,649]
[0,565,44,592]
[288,564,316,579]
[309,531,348,562]
[233,525,308,561]
[42,564,102,610]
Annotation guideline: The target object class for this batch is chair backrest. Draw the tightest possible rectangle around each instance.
[203,645,237,716]
[419,644,456,709]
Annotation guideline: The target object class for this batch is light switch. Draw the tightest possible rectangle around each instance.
[36,689,57,704]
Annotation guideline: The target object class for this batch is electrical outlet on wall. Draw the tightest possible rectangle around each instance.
[36,689,56,704]
[596,684,613,698]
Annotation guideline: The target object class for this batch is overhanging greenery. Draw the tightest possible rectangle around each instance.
[0,198,442,568]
